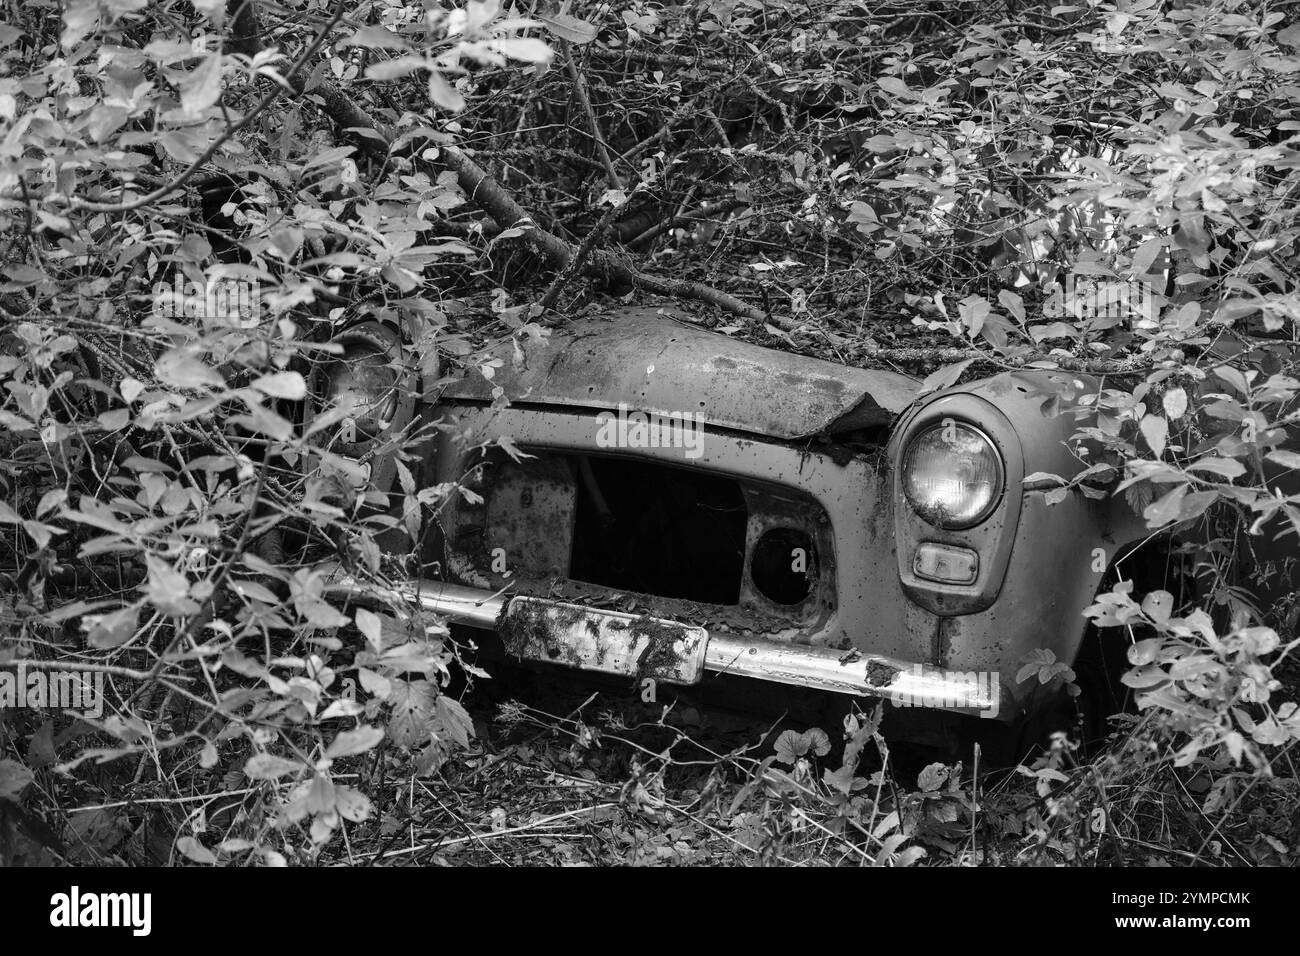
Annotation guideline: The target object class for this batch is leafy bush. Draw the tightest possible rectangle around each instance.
[1,0,1298,865]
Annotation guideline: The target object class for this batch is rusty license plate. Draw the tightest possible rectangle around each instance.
[500,597,708,684]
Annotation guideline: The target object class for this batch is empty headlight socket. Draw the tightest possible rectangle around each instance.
[303,320,417,499]
[891,393,1024,615]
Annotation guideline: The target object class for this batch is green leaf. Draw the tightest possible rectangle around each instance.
[334,784,372,822]
[1266,449,1300,470]
[192,0,224,27]
[434,695,476,750]
[120,377,145,403]
[773,729,804,765]
[538,12,597,44]
[244,753,304,780]
[1141,590,1173,626]
[251,371,307,400]
[1185,457,1245,479]
[488,37,553,63]
[1214,366,1252,398]
[1029,322,1077,342]
[428,71,466,113]
[61,0,101,50]
[918,358,974,396]
[1139,414,1168,458]
[97,408,131,432]
[156,349,224,390]
[143,555,199,618]
[1023,471,1066,486]
[997,289,1025,323]
[1131,236,1165,277]
[877,76,911,98]
[340,25,410,50]
[1144,484,1188,528]
[387,679,437,748]
[1178,491,1217,522]
[917,762,949,792]
[325,725,384,759]
[181,51,224,117]
[773,727,830,764]
[176,836,217,865]
[1122,664,1169,689]
[231,403,292,441]
[230,578,279,604]
[87,606,140,649]
[1162,386,1187,420]
[365,55,426,81]
[358,668,392,700]
[354,608,383,652]
[0,759,34,801]
[958,295,989,338]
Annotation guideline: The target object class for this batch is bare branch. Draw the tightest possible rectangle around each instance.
[440,146,765,322]
[564,49,623,191]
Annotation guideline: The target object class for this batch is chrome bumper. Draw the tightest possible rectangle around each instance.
[327,576,1003,718]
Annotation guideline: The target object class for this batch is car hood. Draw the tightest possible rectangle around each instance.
[436,309,920,441]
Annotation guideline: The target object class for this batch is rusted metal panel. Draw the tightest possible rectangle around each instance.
[482,454,575,580]
[436,309,919,440]
[499,597,708,684]
[433,403,916,659]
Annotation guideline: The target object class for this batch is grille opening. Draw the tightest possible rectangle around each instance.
[569,456,748,603]
[751,528,816,605]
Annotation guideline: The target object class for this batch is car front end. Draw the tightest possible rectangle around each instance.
[322,310,1150,729]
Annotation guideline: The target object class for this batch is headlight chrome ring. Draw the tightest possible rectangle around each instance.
[311,324,405,446]
[901,420,1004,529]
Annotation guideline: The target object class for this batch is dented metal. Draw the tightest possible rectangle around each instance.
[436,310,920,440]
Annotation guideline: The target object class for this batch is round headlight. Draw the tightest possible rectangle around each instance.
[323,345,399,442]
[902,421,1004,528]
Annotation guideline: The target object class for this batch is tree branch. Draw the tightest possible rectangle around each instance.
[537,186,640,311]
[439,146,765,322]
[626,196,747,249]
[564,49,622,191]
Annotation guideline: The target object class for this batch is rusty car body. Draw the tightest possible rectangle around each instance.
[324,307,1169,739]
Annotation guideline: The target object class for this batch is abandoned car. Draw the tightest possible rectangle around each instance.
[323,308,1174,747]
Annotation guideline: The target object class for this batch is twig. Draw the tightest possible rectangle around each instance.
[66,787,263,813]
[124,469,266,708]
[6,660,174,682]
[564,48,622,191]
[536,185,640,311]
[626,196,746,248]
[371,803,619,861]
[439,145,766,323]
[614,92,706,169]
[702,108,731,148]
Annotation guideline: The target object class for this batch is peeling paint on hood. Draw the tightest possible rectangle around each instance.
[437,309,920,440]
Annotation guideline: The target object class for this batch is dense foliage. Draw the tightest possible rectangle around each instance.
[0,0,1298,865]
